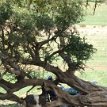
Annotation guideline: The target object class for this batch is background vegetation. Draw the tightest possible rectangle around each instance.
[80,3,107,25]
[77,3,107,86]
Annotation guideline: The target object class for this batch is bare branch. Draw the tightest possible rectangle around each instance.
[0,79,14,92]
[0,26,5,49]
[38,34,58,47]
[93,0,98,15]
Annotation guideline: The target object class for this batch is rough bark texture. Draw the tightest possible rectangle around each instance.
[1,75,107,106]
[0,1,107,106]
[0,41,107,106]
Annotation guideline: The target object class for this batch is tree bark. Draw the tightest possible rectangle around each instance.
[1,77,107,106]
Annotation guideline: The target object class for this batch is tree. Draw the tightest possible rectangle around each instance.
[0,0,107,106]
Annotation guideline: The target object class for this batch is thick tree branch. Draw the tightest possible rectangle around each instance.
[58,33,79,72]
[20,54,105,94]
[0,77,107,106]
[60,74,106,93]
[0,93,22,103]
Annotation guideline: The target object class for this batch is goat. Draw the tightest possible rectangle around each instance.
[20,84,48,107]
[21,94,47,107]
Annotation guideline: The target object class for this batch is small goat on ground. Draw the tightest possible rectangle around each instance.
[20,83,48,107]
[21,93,48,107]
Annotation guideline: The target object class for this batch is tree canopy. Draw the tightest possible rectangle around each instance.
[0,0,107,106]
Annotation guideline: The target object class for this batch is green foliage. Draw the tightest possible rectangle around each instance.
[85,0,104,3]
[0,2,12,24]
[65,35,96,62]
[12,7,34,30]
[55,0,83,29]
[0,0,95,75]
[0,0,102,104]
[35,14,54,31]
